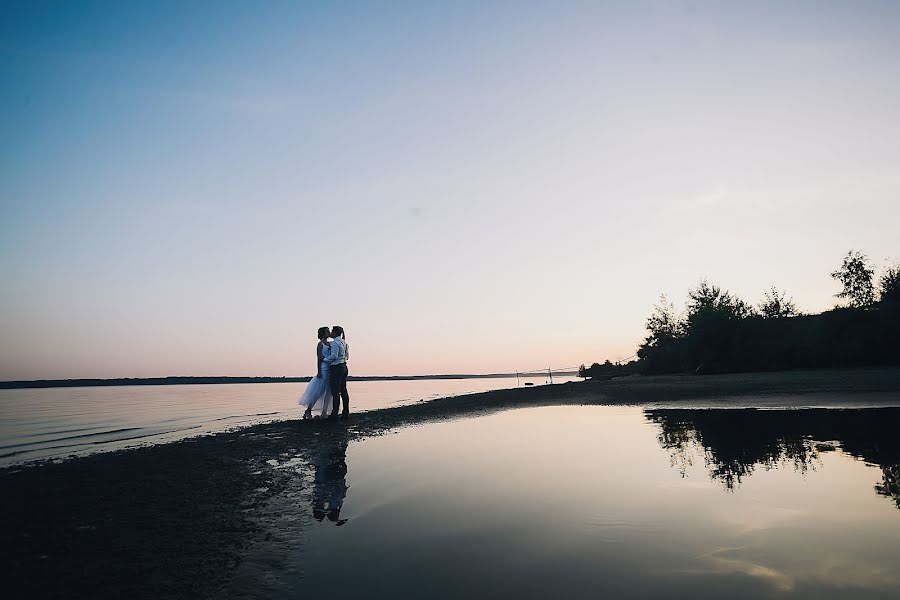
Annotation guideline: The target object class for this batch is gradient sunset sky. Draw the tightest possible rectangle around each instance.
[2,1,899,379]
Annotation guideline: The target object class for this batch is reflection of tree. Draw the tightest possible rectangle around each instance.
[876,466,900,508]
[646,408,900,508]
[649,409,821,489]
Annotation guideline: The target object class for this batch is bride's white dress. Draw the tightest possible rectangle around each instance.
[298,347,334,417]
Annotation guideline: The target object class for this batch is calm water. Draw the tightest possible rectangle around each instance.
[0,375,574,466]
[245,405,900,599]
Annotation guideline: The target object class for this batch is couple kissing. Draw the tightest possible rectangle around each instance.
[299,325,350,420]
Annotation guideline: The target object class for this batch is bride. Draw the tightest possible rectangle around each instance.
[299,327,334,419]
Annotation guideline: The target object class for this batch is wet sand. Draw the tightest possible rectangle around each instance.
[3,367,900,599]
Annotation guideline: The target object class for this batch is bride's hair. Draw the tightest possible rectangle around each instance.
[317,326,330,340]
[332,325,345,340]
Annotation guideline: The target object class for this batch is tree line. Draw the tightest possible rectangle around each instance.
[581,251,900,378]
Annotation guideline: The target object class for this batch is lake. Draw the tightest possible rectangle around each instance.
[230,405,900,599]
[0,375,575,466]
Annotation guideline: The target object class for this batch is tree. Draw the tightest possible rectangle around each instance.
[685,280,755,321]
[758,287,799,318]
[637,295,687,373]
[831,250,875,308]
[580,359,636,379]
[681,281,754,372]
[879,264,900,307]
[644,295,683,347]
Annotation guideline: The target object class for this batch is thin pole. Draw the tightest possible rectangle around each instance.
[516,371,520,386]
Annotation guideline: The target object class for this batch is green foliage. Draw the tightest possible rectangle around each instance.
[645,295,682,345]
[580,360,637,379]
[639,306,900,374]
[637,295,688,373]
[758,287,800,319]
[681,280,755,372]
[635,274,899,375]
[831,250,875,308]
[686,280,755,321]
[880,264,900,307]
[616,250,900,376]
[637,281,757,373]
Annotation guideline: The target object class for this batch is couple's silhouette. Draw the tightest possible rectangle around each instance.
[299,326,350,420]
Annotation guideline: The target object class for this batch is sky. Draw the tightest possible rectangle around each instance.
[1,1,899,380]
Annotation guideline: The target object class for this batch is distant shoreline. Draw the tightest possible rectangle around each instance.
[0,372,578,390]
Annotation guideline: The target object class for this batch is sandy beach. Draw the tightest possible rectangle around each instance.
[4,367,900,599]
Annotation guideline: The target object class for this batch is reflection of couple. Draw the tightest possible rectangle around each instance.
[299,326,350,420]
[311,437,349,526]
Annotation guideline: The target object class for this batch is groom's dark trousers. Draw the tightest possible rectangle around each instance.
[329,363,349,417]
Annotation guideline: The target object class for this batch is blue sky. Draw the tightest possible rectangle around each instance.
[2,1,899,379]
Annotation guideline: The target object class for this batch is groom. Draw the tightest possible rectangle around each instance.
[326,325,350,420]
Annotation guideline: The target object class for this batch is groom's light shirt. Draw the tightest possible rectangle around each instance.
[325,338,349,365]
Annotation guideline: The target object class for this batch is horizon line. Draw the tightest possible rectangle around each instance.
[0,372,581,390]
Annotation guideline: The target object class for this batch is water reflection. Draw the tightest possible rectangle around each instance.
[309,434,350,526]
[646,408,900,508]
[282,407,900,599]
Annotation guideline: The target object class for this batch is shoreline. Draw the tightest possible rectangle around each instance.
[4,367,900,598]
